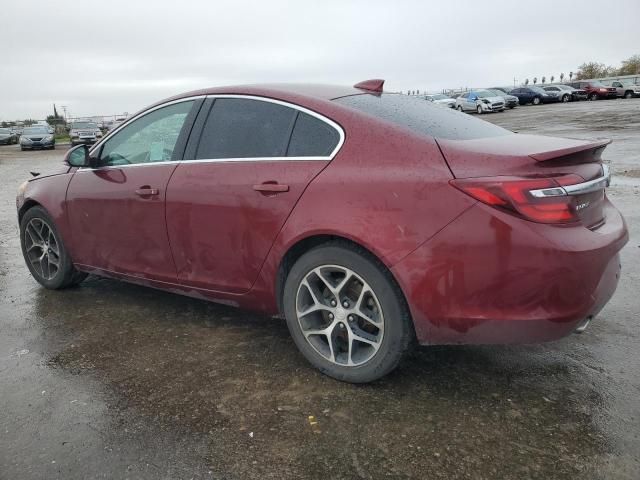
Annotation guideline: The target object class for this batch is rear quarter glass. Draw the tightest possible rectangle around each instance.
[334,94,512,141]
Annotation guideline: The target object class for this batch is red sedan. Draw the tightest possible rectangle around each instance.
[17,79,628,383]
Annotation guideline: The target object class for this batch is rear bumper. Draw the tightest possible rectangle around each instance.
[392,199,628,345]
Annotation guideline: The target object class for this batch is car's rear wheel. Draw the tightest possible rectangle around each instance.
[532,96,541,105]
[624,91,634,99]
[457,105,463,112]
[283,243,413,383]
[20,206,87,289]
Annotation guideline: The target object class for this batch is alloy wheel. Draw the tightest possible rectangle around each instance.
[295,265,384,366]
[24,218,60,280]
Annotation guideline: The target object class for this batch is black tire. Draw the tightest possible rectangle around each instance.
[624,91,634,99]
[283,242,414,383]
[456,105,463,112]
[20,147,26,151]
[20,206,87,289]
[476,105,483,114]
[562,94,570,102]
[589,93,598,101]
[532,96,541,105]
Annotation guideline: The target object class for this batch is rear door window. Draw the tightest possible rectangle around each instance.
[196,98,296,159]
[287,112,340,157]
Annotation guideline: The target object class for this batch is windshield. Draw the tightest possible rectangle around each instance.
[0,128,10,134]
[334,94,512,141]
[487,89,507,96]
[475,90,496,98]
[589,81,605,87]
[24,127,49,134]
[72,122,97,130]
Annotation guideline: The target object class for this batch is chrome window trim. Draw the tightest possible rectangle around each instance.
[529,164,611,198]
[81,93,344,172]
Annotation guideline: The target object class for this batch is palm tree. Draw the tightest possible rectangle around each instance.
[569,71,573,81]
[533,77,538,85]
[541,76,546,84]
[560,73,564,82]
[550,75,555,83]
[524,78,529,85]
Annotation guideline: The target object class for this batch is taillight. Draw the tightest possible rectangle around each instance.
[450,175,584,224]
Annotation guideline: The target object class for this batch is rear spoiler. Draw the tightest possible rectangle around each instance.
[529,138,611,162]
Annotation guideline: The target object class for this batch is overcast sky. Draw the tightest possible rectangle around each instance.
[1,0,638,120]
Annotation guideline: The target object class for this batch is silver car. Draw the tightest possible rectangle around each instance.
[424,93,456,108]
[69,121,102,146]
[455,90,505,114]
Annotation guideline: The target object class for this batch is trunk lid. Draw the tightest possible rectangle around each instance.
[438,134,611,228]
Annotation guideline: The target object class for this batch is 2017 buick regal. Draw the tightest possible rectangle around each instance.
[16,80,628,383]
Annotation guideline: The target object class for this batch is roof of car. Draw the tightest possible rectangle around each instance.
[163,83,367,103]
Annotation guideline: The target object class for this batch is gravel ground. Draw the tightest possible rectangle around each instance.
[0,99,639,480]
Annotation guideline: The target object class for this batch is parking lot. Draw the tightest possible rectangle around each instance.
[0,100,639,479]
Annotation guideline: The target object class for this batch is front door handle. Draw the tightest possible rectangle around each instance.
[135,186,159,197]
[252,182,289,194]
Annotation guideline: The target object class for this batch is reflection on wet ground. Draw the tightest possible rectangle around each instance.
[1,100,639,479]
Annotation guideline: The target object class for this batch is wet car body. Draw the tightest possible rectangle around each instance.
[19,126,55,150]
[486,89,519,108]
[455,90,505,113]
[16,80,628,381]
[569,81,617,100]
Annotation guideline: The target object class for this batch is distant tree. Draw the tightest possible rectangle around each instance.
[417,89,420,95]
[524,78,529,85]
[618,54,640,75]
[533,77,538,84]
[550,75,555,83]
[569,71,573,80]
[575,62,615,80]
[541,76,546,84]
[560,72,565,82]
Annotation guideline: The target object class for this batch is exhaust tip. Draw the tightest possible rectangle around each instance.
[574,316,593,334]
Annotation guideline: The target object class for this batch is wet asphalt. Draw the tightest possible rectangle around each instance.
[0,100,639,480]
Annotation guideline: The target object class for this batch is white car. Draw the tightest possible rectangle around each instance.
[455,90,505,114]
[424,94,456,108]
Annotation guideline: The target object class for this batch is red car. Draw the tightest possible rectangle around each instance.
[568,81,617,101]
[17,79,628,383]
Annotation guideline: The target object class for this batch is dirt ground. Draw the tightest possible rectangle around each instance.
[1,99,639,479]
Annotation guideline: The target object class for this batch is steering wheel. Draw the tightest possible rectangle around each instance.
[105,152,131,165]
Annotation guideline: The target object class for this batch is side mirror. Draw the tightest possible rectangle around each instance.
[65,144,97,168]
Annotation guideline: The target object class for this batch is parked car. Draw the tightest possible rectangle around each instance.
[19,126,55,150]
[16,80,628,383]
[424,94,456,108]
[601,80,640,99]
[568,81,617,101]
[543,85,588,102]
[69,121,102,146]
[11,127,23,138]
[509,86,558,105]
[455,90,505,113]
[0,128,18,145]
[486,89,518,109]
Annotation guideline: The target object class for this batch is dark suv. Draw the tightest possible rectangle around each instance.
[568,81,617,101]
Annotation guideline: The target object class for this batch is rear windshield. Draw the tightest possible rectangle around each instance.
[334,94,512,140]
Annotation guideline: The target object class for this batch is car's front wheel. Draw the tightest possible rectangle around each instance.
[589,93,599,101]
[476,105,483,114]
[532,96,541,105]
[624,91,634,99]
[283,243,413,383]
[20,206,87,289]
[562,94,570,102]
[456,105,463,112]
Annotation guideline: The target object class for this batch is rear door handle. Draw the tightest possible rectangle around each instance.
[135,186,159,197]
[252,183,289,193]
